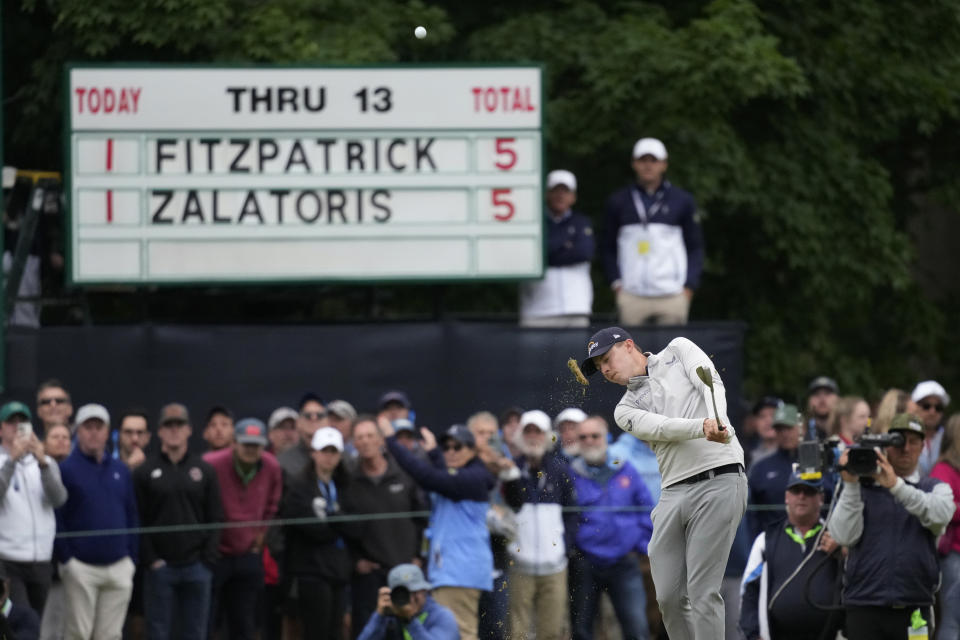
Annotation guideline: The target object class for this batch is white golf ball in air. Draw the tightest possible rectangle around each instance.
[415,26,427,39]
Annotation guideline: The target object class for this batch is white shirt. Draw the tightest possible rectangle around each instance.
[613,337,744,488]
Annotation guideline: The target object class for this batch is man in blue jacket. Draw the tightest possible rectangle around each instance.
[357,563,460,640]
[568,415,655,640]
[601,137,704,326]
[55,404,139,640]
[382,421,494,640]
[828,413,955,640]
[519,169,595,327]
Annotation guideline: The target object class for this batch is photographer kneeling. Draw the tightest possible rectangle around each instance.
[828,413,956,640]
[357,563,460,640]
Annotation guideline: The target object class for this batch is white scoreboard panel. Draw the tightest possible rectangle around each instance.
[65,65,544,284]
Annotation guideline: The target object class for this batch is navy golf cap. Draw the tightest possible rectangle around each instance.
[786,470,822,491]
[580,327,632,376]
[439,424,475,448]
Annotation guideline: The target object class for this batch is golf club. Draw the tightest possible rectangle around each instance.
[696,365,725,431]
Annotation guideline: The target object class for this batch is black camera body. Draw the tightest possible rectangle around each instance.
[390,585,411,609]
[797,438,837,480]
[843,432,905,476]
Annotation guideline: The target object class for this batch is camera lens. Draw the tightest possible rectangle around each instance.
[390,585,411,609]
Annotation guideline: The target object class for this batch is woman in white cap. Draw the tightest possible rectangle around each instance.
[279,426,354,640]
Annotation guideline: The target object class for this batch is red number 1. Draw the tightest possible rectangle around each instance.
[492,189,514,221]
[494,138,517,170]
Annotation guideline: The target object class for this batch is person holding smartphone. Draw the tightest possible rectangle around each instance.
[0,400,68,620]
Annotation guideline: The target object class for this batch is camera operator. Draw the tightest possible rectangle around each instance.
[357,564,459,640]
[827,413,956,640]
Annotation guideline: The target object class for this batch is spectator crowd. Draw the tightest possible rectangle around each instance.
[1,370,958,640]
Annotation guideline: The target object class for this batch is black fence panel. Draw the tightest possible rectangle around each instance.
[5,321,745,439]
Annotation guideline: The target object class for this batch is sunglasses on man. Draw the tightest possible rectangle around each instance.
[918,402,944,413]
[442,442,464,452]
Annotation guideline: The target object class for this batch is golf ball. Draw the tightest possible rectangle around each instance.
[415,26,427,39]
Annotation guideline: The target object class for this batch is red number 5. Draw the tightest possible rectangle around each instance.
[492,189,514,221]
[494,138,517,170]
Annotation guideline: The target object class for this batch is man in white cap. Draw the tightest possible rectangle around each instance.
[601,137,704,325]
[519,169,595,327]
[553,407,588,462]
[911,380,951,477]
[500,409,577,640]
[56,403,140,640]
[267,406,299,456]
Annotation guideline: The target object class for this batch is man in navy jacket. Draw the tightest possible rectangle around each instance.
[740,472,842,640]
[601,137,703,326]
[828,414,955,640]
[519,170,595,327]
[500,410,578,640]
[55,404,139,640]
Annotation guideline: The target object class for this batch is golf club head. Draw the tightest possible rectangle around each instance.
[696,366,713,388]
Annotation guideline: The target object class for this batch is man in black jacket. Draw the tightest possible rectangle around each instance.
[344,416,427,637]
[133,403,224,640]
[740,471,841,640]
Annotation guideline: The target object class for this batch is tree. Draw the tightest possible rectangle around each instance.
[4,0,960,399]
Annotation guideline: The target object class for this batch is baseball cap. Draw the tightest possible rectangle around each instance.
[786,470,822,491]
[298,392,325,411]
[520,410,551,433]
[911,380,950,406]
[772,403,800,428]
[392,418,418,436]
[889,413,925,437]
[580,327,632,376]
[75,403,110,427]
[752,396,782,415]
[311,426,344,452]
[234,418,268,446]
[807,376,839,395]
[546,169,577,191]
[268,407,298,430]
[327,399,358,421]
[554,407,588,427]
[387,563,431,592]
[440,424,475,448]
[0,401,31,423]
[379,390,411,409]
[158,403,190,426]
[632,137,668,160]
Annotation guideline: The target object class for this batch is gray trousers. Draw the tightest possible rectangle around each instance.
[648,470,747,640]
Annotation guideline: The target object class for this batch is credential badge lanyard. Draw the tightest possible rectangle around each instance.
[631,186,666,227]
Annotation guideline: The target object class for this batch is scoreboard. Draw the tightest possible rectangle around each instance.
[65,65,544,284]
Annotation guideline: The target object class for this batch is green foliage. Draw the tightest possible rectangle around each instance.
[4,0,960,401]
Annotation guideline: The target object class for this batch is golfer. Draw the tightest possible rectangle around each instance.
[581,327,746,640]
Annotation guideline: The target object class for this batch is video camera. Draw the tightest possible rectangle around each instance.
[842,431,905,476]
[797,427,905,480]
[796,435,840,482]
